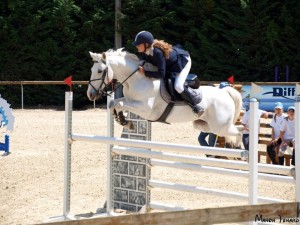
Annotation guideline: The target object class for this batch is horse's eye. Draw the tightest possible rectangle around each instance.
[98,69,103,73]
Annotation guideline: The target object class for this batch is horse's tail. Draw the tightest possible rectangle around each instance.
[224,87,242,124]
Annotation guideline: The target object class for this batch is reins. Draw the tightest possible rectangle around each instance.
[108,67,139,96]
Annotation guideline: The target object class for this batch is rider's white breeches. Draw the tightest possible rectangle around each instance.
[174,56,192,93]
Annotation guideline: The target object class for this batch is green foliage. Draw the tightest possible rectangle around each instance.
[0,0,299,108]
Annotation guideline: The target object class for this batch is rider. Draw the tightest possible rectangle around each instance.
[132,31,204,116]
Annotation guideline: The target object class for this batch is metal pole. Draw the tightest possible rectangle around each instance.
[295,96,300,225]
[249,100,259,225]
[274,65,278,82]
[63,92,73,217]
[114,0,123,98]
[106,94,114,214]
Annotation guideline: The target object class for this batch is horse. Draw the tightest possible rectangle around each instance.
[87,49,243,146]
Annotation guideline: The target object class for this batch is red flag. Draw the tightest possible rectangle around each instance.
[227,75,234,83]
[64,75,72,91]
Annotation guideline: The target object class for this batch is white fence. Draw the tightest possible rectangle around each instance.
[54,92,300,224]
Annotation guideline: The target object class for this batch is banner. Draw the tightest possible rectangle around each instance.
[241,85,296,111]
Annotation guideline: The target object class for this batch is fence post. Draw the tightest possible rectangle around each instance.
[106,94,114,214]
[249,100,259,225]
[63,92,73,218]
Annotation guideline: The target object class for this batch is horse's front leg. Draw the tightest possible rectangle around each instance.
[108,98,139,130]
[109,98,129,126]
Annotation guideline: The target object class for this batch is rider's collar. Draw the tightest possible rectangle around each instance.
[145,45,154,56]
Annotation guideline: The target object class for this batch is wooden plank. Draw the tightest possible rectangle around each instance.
[259,133,272,138]
[38,202,298,225]
[260,123,272,128]
[259,140,271,145]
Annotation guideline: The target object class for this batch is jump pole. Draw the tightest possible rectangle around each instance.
[111,146,293,175]
[71,135,248,159]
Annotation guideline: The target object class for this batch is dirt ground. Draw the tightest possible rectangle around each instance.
[0,109,296,225]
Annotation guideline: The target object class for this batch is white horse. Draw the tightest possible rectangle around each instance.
[87,49,242,140]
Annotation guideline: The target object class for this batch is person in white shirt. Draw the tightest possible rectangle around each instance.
[241,98,268,150]
[267,102,286,164]
[278,106,295,165]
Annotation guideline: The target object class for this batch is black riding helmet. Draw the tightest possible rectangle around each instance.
[132,31,154,46]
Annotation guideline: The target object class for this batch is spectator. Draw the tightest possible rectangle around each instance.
[266,102,286,164]
[241,98,268,150]
[278,106,295,166]
[198,132,217,157]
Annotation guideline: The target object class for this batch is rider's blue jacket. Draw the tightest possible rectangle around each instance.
[140,46,190,79]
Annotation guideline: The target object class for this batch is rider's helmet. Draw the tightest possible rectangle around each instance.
[219,82,230,89]
[132,31,154,46]
[243,97,258,111]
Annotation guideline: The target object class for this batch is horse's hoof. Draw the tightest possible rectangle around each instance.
[120,120,128,126]
[124,121,134,130]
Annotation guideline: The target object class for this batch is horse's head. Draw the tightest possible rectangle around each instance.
[87,51,114,101]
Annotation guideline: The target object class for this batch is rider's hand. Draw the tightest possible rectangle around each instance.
[271,139,277,144]
[138,66,145,74]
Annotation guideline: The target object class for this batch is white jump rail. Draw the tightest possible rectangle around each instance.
[111,146,293,176]
[54,92,300,225]
[71,134,249,159]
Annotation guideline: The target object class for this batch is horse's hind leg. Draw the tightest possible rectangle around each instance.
[227,124,242,136]
[224,124,243,149]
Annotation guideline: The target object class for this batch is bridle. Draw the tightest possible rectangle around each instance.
[88,60,111,98]
[88,58,140,98]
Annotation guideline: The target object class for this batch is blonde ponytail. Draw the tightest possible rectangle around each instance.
[153,39,172,59]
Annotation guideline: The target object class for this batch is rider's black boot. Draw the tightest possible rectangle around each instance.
[180,85,204,117]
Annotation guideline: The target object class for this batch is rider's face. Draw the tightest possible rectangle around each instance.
[136,43,147,53]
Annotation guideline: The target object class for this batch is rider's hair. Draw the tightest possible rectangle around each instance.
[153,39,172,59]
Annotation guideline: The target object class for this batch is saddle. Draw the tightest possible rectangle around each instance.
[154,73,201,123]
[165,73,200,101]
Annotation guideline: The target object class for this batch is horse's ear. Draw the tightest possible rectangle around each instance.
[89,51,97,61]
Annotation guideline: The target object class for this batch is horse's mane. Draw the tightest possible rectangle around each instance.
[105,48,139,63]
